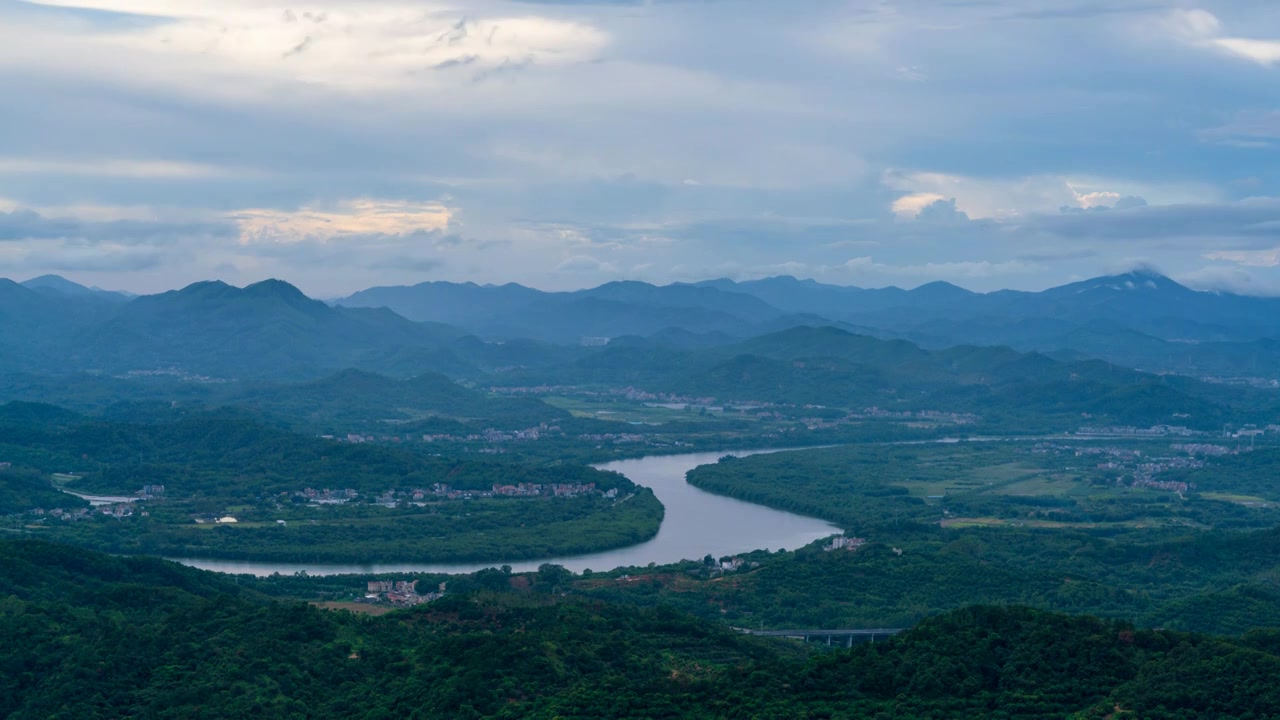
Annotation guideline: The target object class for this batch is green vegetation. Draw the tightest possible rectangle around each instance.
[569,525,1280,635]
[501,327,1266,431]
[0,467,87,516]
[0,404,664,563]
[0,368,569,434]
[5,539,1280,719]
[448,441,1274,635]
[687,442,1280,536]
[45,490,664,563]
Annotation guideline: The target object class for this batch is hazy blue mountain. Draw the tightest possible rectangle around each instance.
[703,271,1280,375]
[6,271,1280,383]
[84,279,470,378]
[0,279,123,372]
[336,279,789,342]
[578,280,779,317]
[497,325,1235,427]
[708,270,1280,339]
[338,281,545,329]
[333,271,1280,375]
[20,274,130,302]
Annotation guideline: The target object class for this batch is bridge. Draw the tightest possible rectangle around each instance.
[736,627,904,647]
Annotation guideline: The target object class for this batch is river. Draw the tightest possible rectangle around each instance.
[171,448,839,577]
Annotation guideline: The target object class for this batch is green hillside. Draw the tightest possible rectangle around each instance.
[3,539,1280,719]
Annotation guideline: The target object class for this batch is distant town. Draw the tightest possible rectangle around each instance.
[360,579,447,607]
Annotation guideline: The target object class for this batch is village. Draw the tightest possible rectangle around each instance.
[292,481,619,507]
[359,579,447,607]
[18,483,163,522]
[1031,441,1243,494]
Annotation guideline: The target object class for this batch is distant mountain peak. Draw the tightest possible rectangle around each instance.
[1079,270,1188,294]
[909,280,976,299]
[243,278,309,299]
[21,274,130,301]
[23,274,86,290]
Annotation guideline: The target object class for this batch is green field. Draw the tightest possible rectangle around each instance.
[543,396,737,424]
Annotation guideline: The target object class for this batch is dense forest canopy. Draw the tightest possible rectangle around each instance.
[4,539,1280,720]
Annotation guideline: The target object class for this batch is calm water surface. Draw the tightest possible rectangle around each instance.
[172,448,838,577]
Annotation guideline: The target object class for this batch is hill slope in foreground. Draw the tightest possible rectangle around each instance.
[3,539,1280,719]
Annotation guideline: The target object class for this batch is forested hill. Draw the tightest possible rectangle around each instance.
[504,326,1256,429]
[0,369,569,432]
[0,403,628,498]
[4,539,1280,719]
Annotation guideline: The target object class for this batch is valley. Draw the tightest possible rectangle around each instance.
[3,271,1280,718]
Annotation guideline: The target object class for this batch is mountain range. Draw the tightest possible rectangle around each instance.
[8,271,1280,385]
[336,270,1280,376]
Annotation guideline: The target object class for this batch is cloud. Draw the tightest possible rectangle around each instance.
[1175,264,1280,295]
[1029,198,1280,244]
[844,256,1038,280]
[1164,9,1280,66]
[0,0,1277,296]
[915,198,969,224]
[555,254,617,274]
[1202,110,1280,148]
[1205,247,1280,268]
[0,207,233,243]
[14,243,164,272]
[891,193,947,217]
[11,1,611,92]
[235,199,454,244]
[0,157,240,179]
[885,171,1201,220]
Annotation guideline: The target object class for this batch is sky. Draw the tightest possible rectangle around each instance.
[1,0,1279,297]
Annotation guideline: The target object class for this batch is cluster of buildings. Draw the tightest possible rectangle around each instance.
[29,507,91,520]
[324,424,564,446]
[1129,455,1209,494]
[576,432,646,444]
[1171,444,1235,457]
[1201,376,1280,390]
[100,503,139,519]
[294,481,621,507]
[294,488,359,504]
[1075,425,1203,437]
[363,579,446,607]
[422,426,556,443]
[1031,442,1207,494]
[121,368,232,384]
[856,408,980,424]
[491,384,717,407]
[494,482,617,499]
[30,504,140,520]
[823,535,868,552]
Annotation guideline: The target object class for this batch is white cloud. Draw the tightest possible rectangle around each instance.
[16,1,611,91]
[1205,247,1280,268]
[885,170,1213,219]
[1175,264,1280,295]
[891,193,947,217]
[234,199,454,244]
[1164,9,1280,66]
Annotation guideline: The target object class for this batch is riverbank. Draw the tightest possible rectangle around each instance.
[172,448,839,576]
